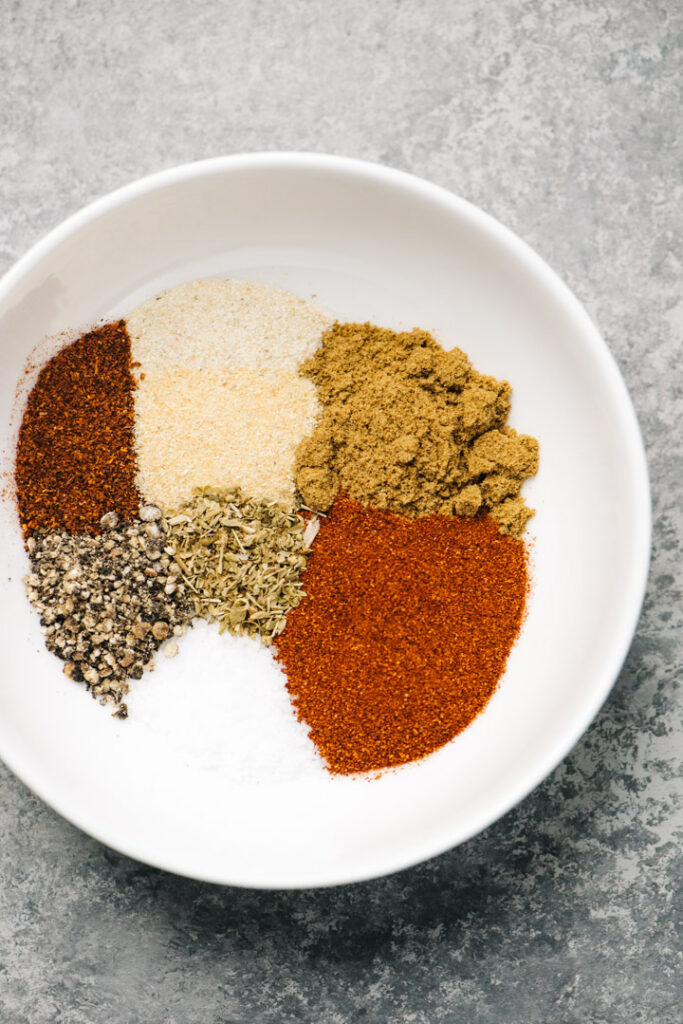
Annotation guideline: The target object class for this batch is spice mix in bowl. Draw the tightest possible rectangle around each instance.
[0,155,649,887]
[14,277,538,773]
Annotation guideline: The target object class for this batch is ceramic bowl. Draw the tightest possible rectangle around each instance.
[0,154,650,887]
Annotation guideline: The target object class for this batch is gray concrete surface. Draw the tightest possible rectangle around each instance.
[1,1,681,1021]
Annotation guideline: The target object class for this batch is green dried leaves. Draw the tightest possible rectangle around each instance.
[163,486,313,643]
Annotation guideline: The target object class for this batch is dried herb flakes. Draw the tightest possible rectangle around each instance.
[163,487,313,643]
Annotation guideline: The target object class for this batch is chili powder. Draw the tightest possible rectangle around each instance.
[15,321,140,536]
[275,494,528,774]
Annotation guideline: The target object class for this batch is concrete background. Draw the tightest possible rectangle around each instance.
[1,1,681,1021]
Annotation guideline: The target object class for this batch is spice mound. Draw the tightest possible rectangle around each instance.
[13,277,538,778]
[275,493,528,774]
[294,322,539,537]
[15,321,140,536]
[126,278,331,374]
[163,486,315,643]
[24,510,193,717]
[128,280,329,509]
[134,367,319,510]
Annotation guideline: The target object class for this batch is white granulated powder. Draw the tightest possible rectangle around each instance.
[134,366,320,508]
[127,621,325,784]
[126,278,330,374]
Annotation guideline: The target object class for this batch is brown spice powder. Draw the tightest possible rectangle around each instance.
[295,322,539,536]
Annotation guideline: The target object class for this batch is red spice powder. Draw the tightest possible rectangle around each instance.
[275,494,528,774]
[15,321,140,536]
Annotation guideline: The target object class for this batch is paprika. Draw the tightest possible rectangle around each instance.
[275,493,528,774]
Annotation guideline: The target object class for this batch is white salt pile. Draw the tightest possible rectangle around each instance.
[127,621,325,784]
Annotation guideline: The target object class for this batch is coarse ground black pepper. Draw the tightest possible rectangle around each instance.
[24,508,193,716]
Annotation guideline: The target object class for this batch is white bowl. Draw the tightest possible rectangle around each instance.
[0,154,650,887]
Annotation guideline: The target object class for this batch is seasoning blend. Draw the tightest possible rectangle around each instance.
[15,277,540,776]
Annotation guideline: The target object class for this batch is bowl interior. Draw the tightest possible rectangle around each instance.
[0,156,649,886]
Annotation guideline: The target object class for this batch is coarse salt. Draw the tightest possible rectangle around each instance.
[126,621,325,784]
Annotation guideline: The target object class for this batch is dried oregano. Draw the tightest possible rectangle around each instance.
[162,486,315,643]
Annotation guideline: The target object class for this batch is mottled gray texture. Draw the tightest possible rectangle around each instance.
[1,1,681,1021]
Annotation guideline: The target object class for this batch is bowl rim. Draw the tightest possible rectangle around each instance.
[0,152,651,887]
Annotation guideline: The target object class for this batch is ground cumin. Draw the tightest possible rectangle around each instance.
[15,321,140,536]
[295,322,539,536]
[274,493,528,774]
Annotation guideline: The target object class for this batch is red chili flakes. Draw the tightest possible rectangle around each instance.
[15,320,141,536]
